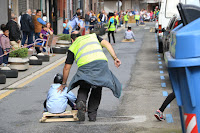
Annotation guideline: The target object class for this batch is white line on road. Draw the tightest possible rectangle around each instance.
[82,115,146,125]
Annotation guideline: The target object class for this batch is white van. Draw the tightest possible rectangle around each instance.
[157,0,200,53]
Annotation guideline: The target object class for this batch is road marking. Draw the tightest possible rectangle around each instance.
[0,90,15,100]
[157,55,160,57]
[166,114,174,123]
[163,91,168,96]
[158,61,162,64]
[159,66,163,69]
[160,76,165,80]
[82,115,146,125]
[160,71,164,74]
[167,104,170,108]
[0,56,66,100]
[158,58,161,60]
[161,83,166,87]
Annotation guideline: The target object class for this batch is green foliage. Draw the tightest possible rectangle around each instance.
[57,34,71,41]
[9,48,28,58]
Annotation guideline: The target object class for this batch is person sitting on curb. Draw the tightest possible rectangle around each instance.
[124,26,135,40]
[57,32,122,122]
[43,73,77,114]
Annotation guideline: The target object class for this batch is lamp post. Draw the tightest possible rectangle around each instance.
[118,0,119,12]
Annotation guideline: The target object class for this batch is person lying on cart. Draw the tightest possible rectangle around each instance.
[43,73,77,114]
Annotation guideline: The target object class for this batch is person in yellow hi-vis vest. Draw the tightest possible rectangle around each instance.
[135,14,140,26]
[124,11,129,28]
[106,12,116,44]
[57,32,122,122]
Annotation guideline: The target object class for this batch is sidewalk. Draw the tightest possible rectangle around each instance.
[0,53,67,90]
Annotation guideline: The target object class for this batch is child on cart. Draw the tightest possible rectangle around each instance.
[124,26,135,41]
[43,73,77,114]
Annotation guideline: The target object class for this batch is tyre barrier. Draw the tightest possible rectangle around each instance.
[36,55,50,62]
[0,69,18,78]
[29,59,43,65]
[0,74,6,84]
[52,47,67,54]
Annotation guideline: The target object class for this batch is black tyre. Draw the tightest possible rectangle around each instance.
[0,69,18,78]
[0,74,6,84]
[36,55,50,62]
[52,47,67,54]
[29,59,43,65]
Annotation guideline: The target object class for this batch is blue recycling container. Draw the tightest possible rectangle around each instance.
[165,17,200,132]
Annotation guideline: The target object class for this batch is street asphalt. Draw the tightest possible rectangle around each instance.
[0,22,182,133]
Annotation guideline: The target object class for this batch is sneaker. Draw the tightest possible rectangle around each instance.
[77,101,86,121]
[154,110,165,121]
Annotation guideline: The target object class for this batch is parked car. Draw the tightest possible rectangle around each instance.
[156,0,200,53]
[162,15,182,54]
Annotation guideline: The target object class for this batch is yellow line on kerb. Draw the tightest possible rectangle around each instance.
[0,59,65,100]
[0,90,16,100]
[17,59,65,88]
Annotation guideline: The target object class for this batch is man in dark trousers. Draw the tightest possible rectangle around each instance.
[20,9,35,46]
[57,32,122,122]
[6,14,21,48]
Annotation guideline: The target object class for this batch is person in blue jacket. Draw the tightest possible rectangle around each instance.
[43,73,77,113]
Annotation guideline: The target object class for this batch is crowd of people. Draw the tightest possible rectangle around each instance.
[0,9,53,67]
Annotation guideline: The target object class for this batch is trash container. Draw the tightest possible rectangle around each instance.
[165,3,200,133]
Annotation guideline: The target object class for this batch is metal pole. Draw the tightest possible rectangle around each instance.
[118,0,119,12]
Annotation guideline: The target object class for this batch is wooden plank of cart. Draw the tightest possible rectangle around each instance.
[39,110,78,123]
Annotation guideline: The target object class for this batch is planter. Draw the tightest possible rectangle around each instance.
[8,57,29,71]
[52,47,67,54]
[0,69,18,78]
[0,74,6,84]
[36,55,50,62]
[29,60,43,65]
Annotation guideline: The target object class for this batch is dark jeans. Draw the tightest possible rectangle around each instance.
[108,31,115,43]
[136,20,139,26]
[43,99,75,111]
[0,47,3,64]
[125,21,128,28]
[21,31,33,46]
[159,92,175,112]
[35,32,41,53]
[1,48,9,64]
[77,81,102,119]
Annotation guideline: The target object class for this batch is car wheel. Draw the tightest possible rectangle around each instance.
[0,74,6,84]
[0,69,18,78]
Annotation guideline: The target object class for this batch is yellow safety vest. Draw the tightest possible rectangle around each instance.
[124,14,129,21]
[115,15,119,25]
[135,15,140,20]
[108,17,116,31]
[69,34,108,67]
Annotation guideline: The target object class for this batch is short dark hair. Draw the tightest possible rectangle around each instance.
[1,24,8,32]
[77,12,81,17]
[77,8,80,11]
[42,25,47,28]
[128,26,131,30]
[36,9,41,13]
[71,33,81,41]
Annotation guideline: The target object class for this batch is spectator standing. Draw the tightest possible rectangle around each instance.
[33,9,46,40]
[0,24,14,66]
[150,10,153,21]
[89,12,97,31]
[63,19,69,34]
[6,14,21,48]
[43,13,47,22]
[18,12,23,27]
[20,9,35,47]
[85,11,90,31]
[32,9,36,22]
